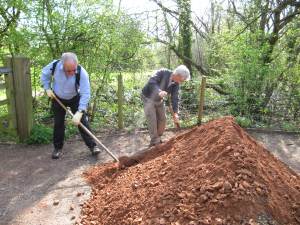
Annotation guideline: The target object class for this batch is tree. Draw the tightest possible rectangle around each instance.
[0,0,24,51]
[228,0,300,112]
[151,0,208,75]
[177,0,192,76]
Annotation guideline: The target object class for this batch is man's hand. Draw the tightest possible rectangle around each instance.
[158,91,168,99]
[72,111,83,125]
[46,89,55,98]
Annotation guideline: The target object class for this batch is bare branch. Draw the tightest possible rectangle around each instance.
[279,7,300,30]
[229,0,246,22]
[155,37,208,75]
[0,6,20,36]
[151,0,208,39]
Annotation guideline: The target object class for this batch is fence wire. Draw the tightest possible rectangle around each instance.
[1,59,299,142]
[86,74,300,132]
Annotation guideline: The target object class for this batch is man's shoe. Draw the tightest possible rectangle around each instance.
[90,146,101,155]
[52,148,62,159]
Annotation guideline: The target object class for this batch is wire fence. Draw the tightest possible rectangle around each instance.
[0,58,299,142]
[86,74,300,133]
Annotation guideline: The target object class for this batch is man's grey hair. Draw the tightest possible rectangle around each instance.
[173,65,190,80]
[61,52,78,64]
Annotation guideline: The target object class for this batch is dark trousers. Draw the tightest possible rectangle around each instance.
[52,95,96,150]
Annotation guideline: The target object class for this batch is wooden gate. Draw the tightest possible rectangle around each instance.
[0,56,32,141]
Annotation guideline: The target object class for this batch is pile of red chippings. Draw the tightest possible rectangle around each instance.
[78,116,300,225]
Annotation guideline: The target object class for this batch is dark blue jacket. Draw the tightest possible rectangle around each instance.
[142,69,179,113]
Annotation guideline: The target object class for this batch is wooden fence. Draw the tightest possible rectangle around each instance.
[0,56,32,141]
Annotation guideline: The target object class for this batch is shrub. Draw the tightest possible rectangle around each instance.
[235,116,252,128]
[26,124,52,144]
[281,121,299,132]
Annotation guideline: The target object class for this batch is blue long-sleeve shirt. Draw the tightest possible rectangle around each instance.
[40,60,91,111]
[142,69,180,113]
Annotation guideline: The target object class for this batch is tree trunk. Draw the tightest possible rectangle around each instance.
[177,0,192,77]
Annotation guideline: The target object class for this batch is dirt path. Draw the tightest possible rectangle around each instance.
[0,129,299,225]
[247,130,300,173]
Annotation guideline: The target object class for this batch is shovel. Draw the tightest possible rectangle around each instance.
[52,95,119,163]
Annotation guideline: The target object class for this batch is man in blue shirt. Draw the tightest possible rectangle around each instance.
[41,52,100,159]
[142,65,190,147]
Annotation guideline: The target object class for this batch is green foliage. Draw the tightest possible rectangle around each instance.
[89,71,148,129]
[0,0,27,50]
[32,96,53,124]
[180,77,231,124]
[65,123,78,139]
[1,0,147,73]
[235,116,252,128]
[0,104,8,117]
[204,27,300,125]
[180,78,200,114]
[281,122,299,132]
[25,120,79,145]
[202,3,300,128]
[25,124,52,144]
[0,0,299,134]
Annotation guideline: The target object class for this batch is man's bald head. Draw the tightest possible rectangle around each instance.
[61,52,78,76]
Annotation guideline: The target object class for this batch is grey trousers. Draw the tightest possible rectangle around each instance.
[142,95,166,145]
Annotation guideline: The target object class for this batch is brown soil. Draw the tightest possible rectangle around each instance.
[79,116,300,225]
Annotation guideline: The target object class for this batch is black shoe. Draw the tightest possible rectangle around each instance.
[90,146,101,155]
[52,148,62,159]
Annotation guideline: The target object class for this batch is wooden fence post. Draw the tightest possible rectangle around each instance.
[2,65,17,135]
[5,56,32,141]
[197,76,206,125]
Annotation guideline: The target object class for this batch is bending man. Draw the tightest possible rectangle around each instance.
[41,52,100,159]
[141,65,190,147]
